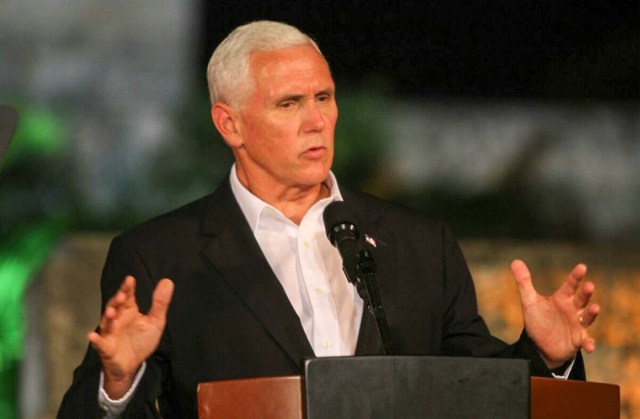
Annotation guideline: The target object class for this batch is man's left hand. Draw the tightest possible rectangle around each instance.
[511,259,600,369]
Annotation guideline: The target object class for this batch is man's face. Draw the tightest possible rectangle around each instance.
[234,44,338,191]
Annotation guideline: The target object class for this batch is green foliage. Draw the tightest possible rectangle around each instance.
[0,103,71,418]
[3,105,67,168]
[0,220,66,419]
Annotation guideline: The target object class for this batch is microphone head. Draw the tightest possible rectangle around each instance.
[323,201,359,245]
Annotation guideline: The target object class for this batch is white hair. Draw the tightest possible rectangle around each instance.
[206,21,323,107]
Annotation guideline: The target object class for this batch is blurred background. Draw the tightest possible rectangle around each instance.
[1,0,639,417]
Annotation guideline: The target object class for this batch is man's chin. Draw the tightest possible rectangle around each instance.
[301,167,331,187]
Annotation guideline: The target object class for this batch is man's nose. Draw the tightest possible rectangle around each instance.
[302,102,326,133]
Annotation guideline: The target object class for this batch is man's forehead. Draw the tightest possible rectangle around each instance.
[249,45,330,73]
[248,46,334,93]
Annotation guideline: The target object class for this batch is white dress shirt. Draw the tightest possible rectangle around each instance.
[229,165,364,356]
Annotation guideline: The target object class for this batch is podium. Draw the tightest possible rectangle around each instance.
[198,356,619,419]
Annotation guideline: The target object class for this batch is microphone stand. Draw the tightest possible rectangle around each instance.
[356,249,394,355]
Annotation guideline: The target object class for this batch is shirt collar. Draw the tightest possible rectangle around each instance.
[228,163,343,232]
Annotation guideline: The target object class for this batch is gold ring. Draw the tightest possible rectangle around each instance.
[579,315,585,326]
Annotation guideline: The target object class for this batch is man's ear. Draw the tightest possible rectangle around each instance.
[211,103,243,148]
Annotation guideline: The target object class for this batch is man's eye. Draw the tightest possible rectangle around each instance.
[279,101,295,109]
[317,95,330,102]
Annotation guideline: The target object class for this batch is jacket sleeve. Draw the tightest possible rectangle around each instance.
[436,224,585,380]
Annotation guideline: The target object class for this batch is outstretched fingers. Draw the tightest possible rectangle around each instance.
[573,280,595,310]
[511,259,539,308]
[581,336,597,353]
[557,263,588,298]
[579,302,601,327]
[147,278,175,327]
[99,276,138,334]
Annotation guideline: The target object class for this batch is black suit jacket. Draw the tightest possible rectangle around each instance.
[58,179,584,418]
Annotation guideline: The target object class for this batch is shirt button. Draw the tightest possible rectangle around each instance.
[315,288,323,295]
[303,241,311,248]
[322,340,332,349]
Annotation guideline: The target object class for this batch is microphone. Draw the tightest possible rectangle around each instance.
[322,201,360,285]
[323,200,395,354]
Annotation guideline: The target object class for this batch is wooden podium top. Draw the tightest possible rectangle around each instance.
[198,376,619,419]
[198,376,303,419]
[531,377,620,419]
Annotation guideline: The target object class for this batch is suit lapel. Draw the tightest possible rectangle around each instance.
[200,180,315,370]
[196,182,399,361]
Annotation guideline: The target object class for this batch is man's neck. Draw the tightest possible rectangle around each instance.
[236,174,330,225]
[276,182,330,224]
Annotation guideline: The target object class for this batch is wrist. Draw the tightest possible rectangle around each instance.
[537,350,574,370]
[103,369,136,400]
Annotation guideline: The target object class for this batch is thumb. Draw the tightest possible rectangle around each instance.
[147,278,175,325]
[511,259,538,307]
[88,331,110,358]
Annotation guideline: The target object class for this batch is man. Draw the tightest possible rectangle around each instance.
[58,21,600,418]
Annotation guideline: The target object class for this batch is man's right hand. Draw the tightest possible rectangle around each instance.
[88,275,174,400]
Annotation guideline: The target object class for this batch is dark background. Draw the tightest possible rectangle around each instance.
[201,1,640,100]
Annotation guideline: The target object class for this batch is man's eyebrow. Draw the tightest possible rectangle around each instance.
[274,94,305,104]
[316,88,334,97]
[272,88,334,104]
